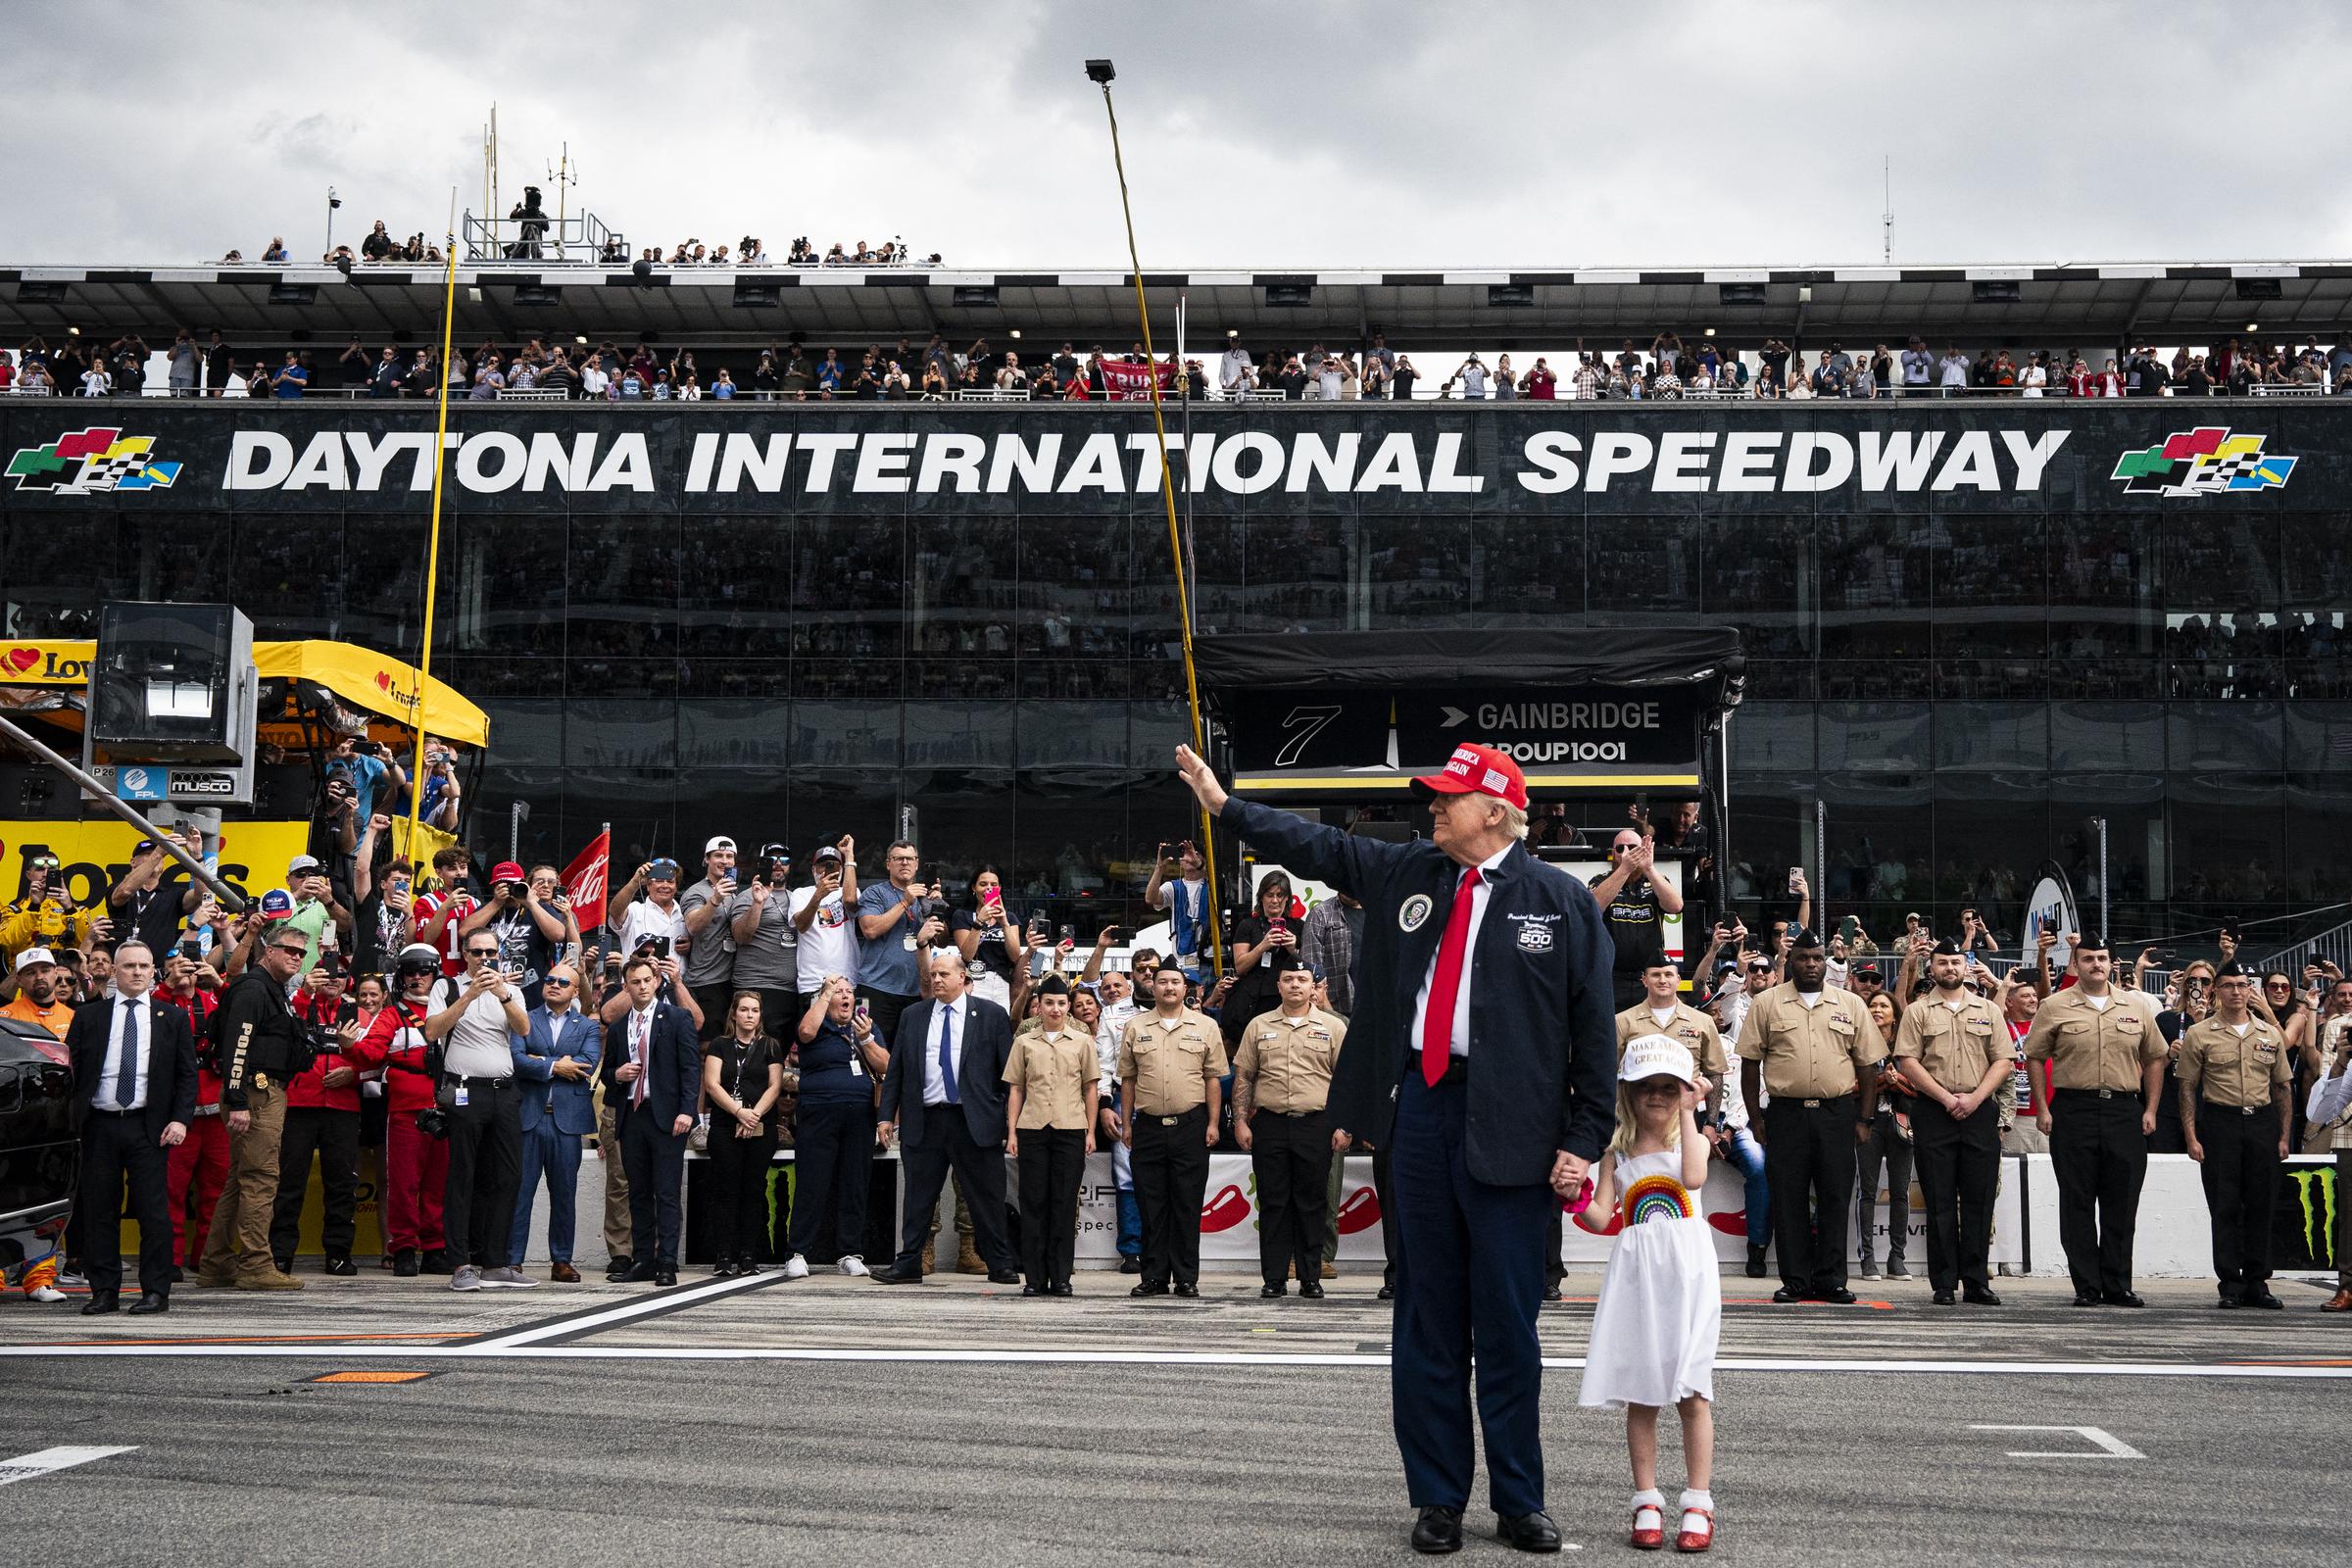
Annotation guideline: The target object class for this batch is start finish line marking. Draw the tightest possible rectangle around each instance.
[1969,1424,2145,1459]
[0,1446,138,1488]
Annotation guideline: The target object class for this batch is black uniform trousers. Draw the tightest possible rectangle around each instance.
[618,1104,689,1268]
[787,1101,874,1262]
[78,1110,172,1295]
[689,982,733,1043]
[1910,1095,1999,1294]
[269,1105,361,1264]
[892,1104,1012,1276]
[1250,1108,1332,1288]
[2195,1100,2282,1300]
[706,1126,778,1261]
[1764,1093,1859,1295]
[2049,1088,2148,1299]
[442,1079,522,1269]
[1016,1126,1086,1289]
[1133,1104,1209,1288]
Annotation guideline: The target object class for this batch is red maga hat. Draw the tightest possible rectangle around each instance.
[1410,743,1528,809]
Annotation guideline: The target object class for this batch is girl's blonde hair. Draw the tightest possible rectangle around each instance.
[1606,1078,1686,1157]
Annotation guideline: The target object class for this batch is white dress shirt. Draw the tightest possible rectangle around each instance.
[93,994,153,1112]
[1411,843,1515,1060]
[923,996,970,1105]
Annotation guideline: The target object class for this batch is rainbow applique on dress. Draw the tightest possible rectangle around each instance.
[1621,1173,1696,1227]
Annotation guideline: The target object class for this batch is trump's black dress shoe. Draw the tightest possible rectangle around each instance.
[79,1290,120,1316]
[1963,1285,2003,1306]
[988,1268,1021,1286]
[1173,1282,1199,1298]
[1818,1287,1857,1304]
[1410,1505,1463,1554]
[2103,1290,2146,1307]
[1496,1509,1563,1552]
[127,1292,169,1315]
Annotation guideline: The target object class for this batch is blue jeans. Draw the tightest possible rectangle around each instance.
[1720,1125,1770,1250]
[1110,1135,1141,1257]
[511,1120,582,1265]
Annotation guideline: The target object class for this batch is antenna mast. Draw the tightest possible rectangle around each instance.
[1882,156,1892,264]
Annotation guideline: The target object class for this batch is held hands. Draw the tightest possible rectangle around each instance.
[1548,1150,1590,1200]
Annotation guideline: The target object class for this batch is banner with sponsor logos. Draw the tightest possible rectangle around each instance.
[1,403,2328,515]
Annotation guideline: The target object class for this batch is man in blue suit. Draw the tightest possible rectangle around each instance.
[597,955,700,1287]
[871,950,1020,1286]
[1177,742,1616,1556]
[509,961,603,1283]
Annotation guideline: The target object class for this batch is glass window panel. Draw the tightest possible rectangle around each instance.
[1728,703,1814,772]
[564,701,676,771]
[1818,702,1930,773]
[677,700,790,769]
[2168,701,2281,772]
[789,703,900,770]
[1821,775,1933,925]
[679,514,792,659]
[2285,773,2352,905]
[908,516,1018,660]
[1016,702,1127,769]
[1817,516,1930,661]
[2049,702,2164,770]
[1934,515,2046,661]
[2165,514,2279,614]
[2049,514,2159,674]
[1934,702,2048,771]
[905,702,1013,769]
[1013,770,1139,927]
[1700,517,1811,658]
[1364,515,1477,627]
[2167,774,2285,906]
[2284,702,2352,771]
[444,516,565,656]
[1585,517,1695,617]
[566,514,679,656]
[1017,517,1131,661]
[1231,515,1349,633]
[1931,773,2047,921]
[2049,774,2163,906]
[792,516,903,661]
[1474,515,1583,625]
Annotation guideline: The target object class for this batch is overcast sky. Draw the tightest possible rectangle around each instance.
[7,0,2349,270]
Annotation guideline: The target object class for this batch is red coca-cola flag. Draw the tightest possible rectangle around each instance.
[563,827,610,932]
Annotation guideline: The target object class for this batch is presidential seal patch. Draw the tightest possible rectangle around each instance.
[1398,894,1434,932]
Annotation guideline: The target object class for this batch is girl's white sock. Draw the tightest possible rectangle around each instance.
[1632,1489,1665,1512]
[1680,1489,1714,1513]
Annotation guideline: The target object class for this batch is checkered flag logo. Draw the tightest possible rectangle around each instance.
[2111,425,2295,497]
[5,427,183,494]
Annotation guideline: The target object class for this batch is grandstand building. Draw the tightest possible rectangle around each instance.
[4,258,2348,952]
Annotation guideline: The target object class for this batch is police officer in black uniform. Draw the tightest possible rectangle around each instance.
[195,926,313,1290]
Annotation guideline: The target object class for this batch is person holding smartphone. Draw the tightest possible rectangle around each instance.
[951,864,1027,1012]
[783,975,888,1279]
[1589,826,1688,1012]
[725,843,803,1046]
[1221,871,1301,1053]
[856,839,947,1045]
[680,837,741,1041]
[421,933,531,1292]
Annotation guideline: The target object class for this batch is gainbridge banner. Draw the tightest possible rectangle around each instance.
[3,819,310,909]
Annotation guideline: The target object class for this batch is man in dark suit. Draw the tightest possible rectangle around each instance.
[596,955,699,1286]
[872,951,1019,1285]
[68,941,198,1315]
[1178,742,1615,1556]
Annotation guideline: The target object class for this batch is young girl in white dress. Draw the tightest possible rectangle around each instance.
[1577,1034,1722,1553]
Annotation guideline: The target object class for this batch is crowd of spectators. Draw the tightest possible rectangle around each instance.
[11,324,2349,402]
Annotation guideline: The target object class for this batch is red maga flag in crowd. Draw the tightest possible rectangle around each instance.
[1097,359,1176,400]
[563,828,610,931]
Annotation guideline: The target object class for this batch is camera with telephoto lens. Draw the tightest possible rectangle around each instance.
[413,1105,449,1139]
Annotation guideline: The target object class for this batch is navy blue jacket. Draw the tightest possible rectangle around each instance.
[597,1000,700,1133]
[879,993,1013,1150]
[1221,797,1617,1186]
[511,1004,603,1136]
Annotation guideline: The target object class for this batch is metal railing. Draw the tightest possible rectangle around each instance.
[459,209,625,265]
[2249,916,2352,979]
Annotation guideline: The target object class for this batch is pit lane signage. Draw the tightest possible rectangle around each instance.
[1224,688,1699,784]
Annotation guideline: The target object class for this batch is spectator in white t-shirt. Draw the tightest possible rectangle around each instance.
[607,857,687,961]
[791,839,859,1000]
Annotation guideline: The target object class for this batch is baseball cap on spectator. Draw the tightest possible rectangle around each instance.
[758,842,790,863]
[705,836,737,856]
[288,854,322,879]
[13,947,57,973]
[1410,743,1529,809]
[491,860,525,885]
[131,839,162,858]
[810,845,843,865]
[259,889,295,921]
[1620,1033,1696,1085]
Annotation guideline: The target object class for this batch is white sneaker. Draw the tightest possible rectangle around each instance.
[780,1254,809,1280]
[28,1286,67,1303]
[838,1255,869,1277]
[478,1266,538,1290]
[56,1268,87,1288]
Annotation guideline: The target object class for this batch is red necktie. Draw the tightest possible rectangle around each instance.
[1422,867,1481,1087]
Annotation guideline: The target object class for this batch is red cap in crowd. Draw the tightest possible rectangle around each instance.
[492,860,525,884]
[1410,743,1528,809]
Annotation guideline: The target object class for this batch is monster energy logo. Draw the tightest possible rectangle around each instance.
[2288,1167,2338,1266]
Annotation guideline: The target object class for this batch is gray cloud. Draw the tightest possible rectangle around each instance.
[2,0,2346,267]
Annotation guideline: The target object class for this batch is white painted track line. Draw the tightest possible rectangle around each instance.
[0,1343,2346,1378]
[0,1446,138,1487]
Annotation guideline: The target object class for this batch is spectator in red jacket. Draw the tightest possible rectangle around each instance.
[362,944,451,1275]
[157,951,225,1278]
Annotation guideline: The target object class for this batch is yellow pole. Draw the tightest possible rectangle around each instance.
[404,200,461,872]
[1095,77,1224,979]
